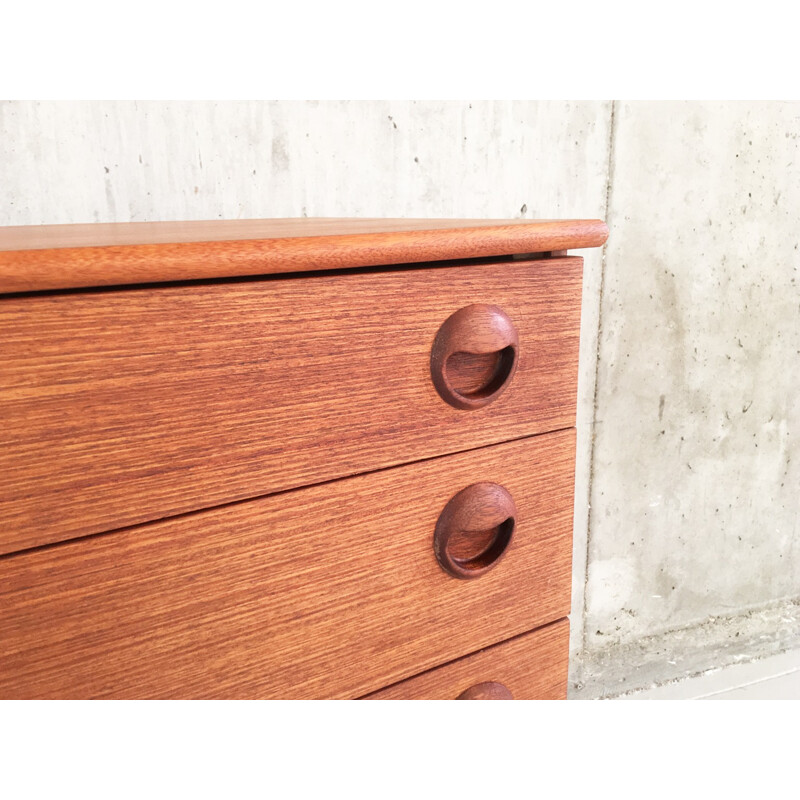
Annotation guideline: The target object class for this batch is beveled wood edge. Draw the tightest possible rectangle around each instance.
[0,218,608,293]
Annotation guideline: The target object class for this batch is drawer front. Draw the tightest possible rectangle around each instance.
[366,619,569,700]
[0,430,574,699]
[0,256,582,554]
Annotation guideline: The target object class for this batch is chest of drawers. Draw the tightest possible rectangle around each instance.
[0,218,607,699]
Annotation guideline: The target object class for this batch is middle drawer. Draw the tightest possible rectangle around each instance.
[0,256,582,553]
[0,430,575,699]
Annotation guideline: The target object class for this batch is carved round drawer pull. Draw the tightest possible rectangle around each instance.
[430,304,520,410]
[433,482,516,579]
[457,682,514,700]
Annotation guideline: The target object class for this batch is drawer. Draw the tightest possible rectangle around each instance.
[365,619,569,700]
[0,430,575,699]
[0,256,582,554]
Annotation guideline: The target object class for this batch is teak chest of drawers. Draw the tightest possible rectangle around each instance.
[0,218,608,699]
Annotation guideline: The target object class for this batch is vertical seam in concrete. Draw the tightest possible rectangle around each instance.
[579,99,618,660]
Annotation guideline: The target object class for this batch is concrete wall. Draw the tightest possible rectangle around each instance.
[2,100,798,697]
[575,101,800,697]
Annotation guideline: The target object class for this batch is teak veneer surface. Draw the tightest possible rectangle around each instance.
[0,257,582,554]
[366,619,569,700]
[0,218,608,292]
[0,432,575,700]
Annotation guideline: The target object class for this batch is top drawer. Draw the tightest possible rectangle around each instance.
[0,256,582,554]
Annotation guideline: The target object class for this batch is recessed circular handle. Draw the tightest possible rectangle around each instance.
[433,482,517,579]
[430,304,520,410]
[457,682,514,700]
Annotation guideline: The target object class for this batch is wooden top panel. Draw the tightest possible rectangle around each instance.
[0,217,608,293]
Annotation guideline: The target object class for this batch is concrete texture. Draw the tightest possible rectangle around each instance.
[0,100,610,223]
[2,100,798,698]
[620,639,800,699]
[575,101,800,696]
[576,597,800,698]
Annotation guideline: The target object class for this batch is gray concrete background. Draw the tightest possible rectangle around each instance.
[2,100,797,697]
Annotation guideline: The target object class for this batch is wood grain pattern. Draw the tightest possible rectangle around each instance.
[0,431,575,700]
[430,303,519,410]
[433,482,516,579]
[0,257,583,555]
[365,619,569,700]
[0,218,608,293]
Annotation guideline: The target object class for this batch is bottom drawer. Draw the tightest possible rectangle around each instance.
[366,619,569,700]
